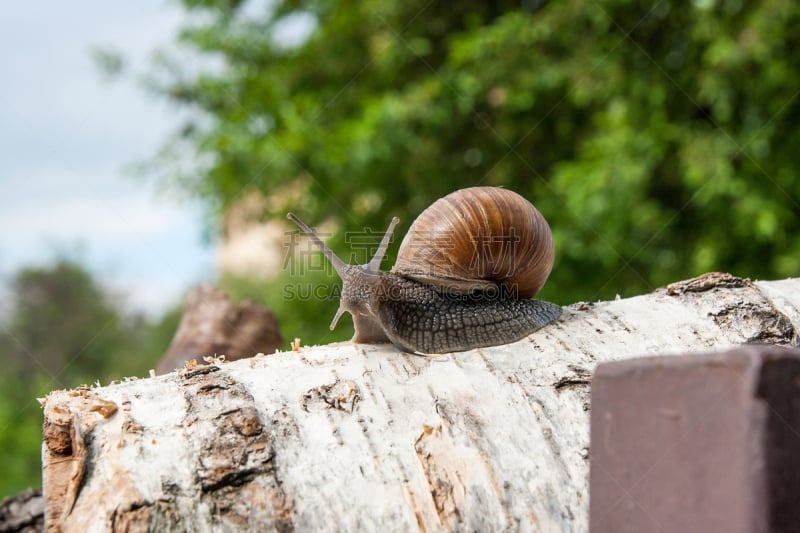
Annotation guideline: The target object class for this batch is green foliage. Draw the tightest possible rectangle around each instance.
[90,46,126,81]
[0,375,48,498]
[0,259,181,497]
[7,260,131,385]
[152,0,799,334]
[221,269,351,350]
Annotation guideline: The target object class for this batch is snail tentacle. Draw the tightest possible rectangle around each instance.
[287,212,347,276]
[368,217,400,271]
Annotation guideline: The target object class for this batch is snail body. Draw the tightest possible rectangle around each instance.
[288,187,561,354]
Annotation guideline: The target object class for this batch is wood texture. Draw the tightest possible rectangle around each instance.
[0,488,43,532]
[40,274,800,532]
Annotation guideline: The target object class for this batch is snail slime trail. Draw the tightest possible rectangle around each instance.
[287,187,561,355]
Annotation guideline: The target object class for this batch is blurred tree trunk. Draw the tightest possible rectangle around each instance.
[0,489,43,533]
[156,285,283,374]
[40,274,799,532]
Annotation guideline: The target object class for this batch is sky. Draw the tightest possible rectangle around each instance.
[0,2,215,318]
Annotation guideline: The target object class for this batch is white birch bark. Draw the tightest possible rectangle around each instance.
[40,274,800,532]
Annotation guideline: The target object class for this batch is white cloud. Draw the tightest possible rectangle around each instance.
[272,12,317,49]
[106,277,189,319]
[0,2,216,318]
[0,176,183,243]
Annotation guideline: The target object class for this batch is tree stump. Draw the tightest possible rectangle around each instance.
[156,285,283,374]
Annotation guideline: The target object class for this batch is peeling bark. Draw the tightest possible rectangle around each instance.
[0,488,44,532]
[40,274,800,532]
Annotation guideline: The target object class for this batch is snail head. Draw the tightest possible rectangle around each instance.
[287,213,399,331]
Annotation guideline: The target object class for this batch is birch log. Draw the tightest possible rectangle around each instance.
[40,273,800,532]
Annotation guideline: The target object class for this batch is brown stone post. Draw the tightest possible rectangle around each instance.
[590,345,800,533]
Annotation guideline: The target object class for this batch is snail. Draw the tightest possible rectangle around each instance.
[287,187,561,355]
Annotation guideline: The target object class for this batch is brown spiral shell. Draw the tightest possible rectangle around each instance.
[391,187,555,298]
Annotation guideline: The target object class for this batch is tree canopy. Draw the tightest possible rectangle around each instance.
[153,0,800,331]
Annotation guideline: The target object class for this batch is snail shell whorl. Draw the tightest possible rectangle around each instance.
[392,187,554,298]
